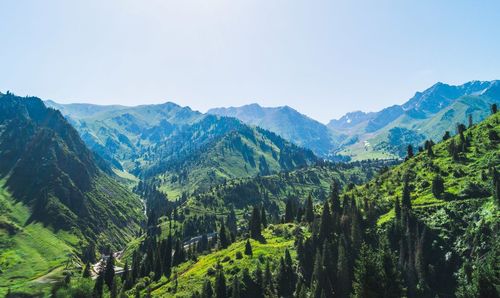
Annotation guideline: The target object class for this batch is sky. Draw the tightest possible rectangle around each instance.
[1,0,500,123]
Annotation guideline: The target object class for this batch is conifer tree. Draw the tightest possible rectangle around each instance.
[202,279,214,298]
[164,235,173,277]
[231,276,241,298]
[318,200,333,242]
[432,174,445,198]
[122,260,129,283]
[305,195,315,223]
[215,269,227,298]
[93,271,104,298]
[406,145,414,159]
[219,221,230,249]
[443,131,451,141]
[492,103,498,115]
[264,260,274,294]
[250,206,262,240]
[82,261,91,278]
[402,178,412,210]
[352,244,384,298]
[330,181,341,214]
[244,239,253,256]
[104,254,115,290]
[261,207,268,228]
[226,206,238,239]
[285,198,295,222]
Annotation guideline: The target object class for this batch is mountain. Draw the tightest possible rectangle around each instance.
[130,98,500,298]
[46,101,318,199]
[329,80,500,160]
[0,93,144,295]
[208,103,340,157]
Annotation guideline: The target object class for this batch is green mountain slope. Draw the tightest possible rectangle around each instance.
[47,100,319,199]
[148,116,318,197]
[167,110,500,298]
[179,160,394,223]
[0,93,145,295]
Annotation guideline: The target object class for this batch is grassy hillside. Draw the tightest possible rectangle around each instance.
[0,182,79,296]
[179,160,394,223]
[152,122,318,198]
[145,224,298,297]
[0,93,145,296]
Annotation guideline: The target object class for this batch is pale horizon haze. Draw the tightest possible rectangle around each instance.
[1,0,500,123]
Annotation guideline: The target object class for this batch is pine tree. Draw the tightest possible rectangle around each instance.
[264,260,274,294]
[318,201,333,242]
[492,103,498,115]
[468,114,474,128]
[226,205,238,239]
[330,181,341,214]
[285,198,295,222]
[394,197,401,222]
[352,244,384,298]
[261,207,268,228]
[336,238,351,298]
[305,194,315,223]
[443,131,451,141]
[104,254,115,290]
[93,272,104,298]
[406,145,414,159]
[122,260,129,282]
[164,235,173,277]
[202,279,214,298]
[250,206,262,240]
[402,178,412,210]
[82,261,91,278]
[244,239,253,256]
[231,276,241,298]
[215,269,227,298]
[432,174,445,198]
[219,221,230,249]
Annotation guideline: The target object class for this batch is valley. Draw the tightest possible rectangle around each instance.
[1,85,499,298]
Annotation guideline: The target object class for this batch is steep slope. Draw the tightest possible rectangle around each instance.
[44,100,204,171]
[146,116,319,197]
[180,160,395,225]
[347,110,500,295]
[208,103,339,157]
[330,80,500,160]
[48,101,319,199]
[0,93,145,294]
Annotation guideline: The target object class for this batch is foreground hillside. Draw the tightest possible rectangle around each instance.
[0,93,145,296]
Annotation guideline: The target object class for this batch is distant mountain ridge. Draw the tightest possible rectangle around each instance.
[208,103,339,157]
[46,100,318,198]
[45,79,500,162]
[328,80,500,159]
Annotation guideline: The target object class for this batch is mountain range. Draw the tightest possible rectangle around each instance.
[46,80,500,163]
[2,80,499,297]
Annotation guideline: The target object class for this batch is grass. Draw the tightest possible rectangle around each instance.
[149,224,299,297]
[0,181,79,296]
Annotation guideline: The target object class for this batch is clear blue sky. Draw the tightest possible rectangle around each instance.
[1,0,499,122]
